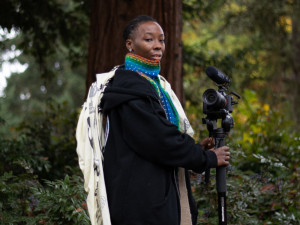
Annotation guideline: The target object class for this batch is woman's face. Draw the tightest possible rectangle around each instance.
[126,21,165,61]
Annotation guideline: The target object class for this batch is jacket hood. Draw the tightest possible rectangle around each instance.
[101,69,159,112]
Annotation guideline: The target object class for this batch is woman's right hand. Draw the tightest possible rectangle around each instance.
[210,146,230,166]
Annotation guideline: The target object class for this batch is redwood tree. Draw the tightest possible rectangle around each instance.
[86,0,184,102]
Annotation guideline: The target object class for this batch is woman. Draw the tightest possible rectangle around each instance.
[77,15,230,225]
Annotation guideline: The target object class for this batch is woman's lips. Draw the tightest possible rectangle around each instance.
[152,55,162,60]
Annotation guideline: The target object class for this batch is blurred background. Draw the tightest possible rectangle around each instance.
[0,0,299,224]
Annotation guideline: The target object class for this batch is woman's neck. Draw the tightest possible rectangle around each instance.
[124,53,160,77]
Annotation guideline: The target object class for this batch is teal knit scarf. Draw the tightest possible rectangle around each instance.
[125,53,179,128]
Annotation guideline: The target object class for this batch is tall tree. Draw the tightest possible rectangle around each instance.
[86,0,184,102]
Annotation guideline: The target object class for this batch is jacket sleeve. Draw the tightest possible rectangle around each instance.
[119,97,218,173]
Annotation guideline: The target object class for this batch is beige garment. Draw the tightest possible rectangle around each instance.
[178,168,193,225]
[76,70,116,225]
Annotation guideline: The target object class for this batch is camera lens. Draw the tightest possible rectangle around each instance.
[203,89,226,109]
[206,92,217,104]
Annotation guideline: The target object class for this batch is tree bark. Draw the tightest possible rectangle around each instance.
[86,0,184,103]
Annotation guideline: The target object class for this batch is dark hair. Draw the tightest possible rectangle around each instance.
[123,15,158,41]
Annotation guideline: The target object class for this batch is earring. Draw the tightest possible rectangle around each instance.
[129,48,132,52]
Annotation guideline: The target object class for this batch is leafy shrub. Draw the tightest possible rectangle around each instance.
[31,175,89,225]
[188,89,300,224]
[15,99,81,180]
[0,100,89,224]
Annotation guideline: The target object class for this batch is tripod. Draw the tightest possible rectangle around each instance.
[201,66,240,224]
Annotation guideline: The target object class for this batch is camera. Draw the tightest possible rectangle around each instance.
[202,66,240,132]
[203,88,232,113]
[201,66,240,224]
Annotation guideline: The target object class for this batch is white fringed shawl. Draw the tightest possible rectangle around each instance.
[76,69,116,225]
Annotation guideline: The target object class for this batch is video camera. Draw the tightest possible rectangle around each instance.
[202,66,240,225]
[202,66,240,133]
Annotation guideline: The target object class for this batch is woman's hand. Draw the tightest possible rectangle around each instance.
[200,137,215,150]
[201,137,230,166]
[210,146,230,166]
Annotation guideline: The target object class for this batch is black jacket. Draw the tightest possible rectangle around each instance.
[101,68,217,225]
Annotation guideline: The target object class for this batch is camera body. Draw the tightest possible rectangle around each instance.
[202,67,240,133]
[202,86,235,132]
[203,87,233,115]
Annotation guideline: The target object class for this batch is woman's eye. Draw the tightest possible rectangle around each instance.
[145,38,152,42]
[160,39,165,43]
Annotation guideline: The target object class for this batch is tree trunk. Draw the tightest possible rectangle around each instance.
[86,0,184,103]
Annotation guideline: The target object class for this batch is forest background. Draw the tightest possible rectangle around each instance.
[0,0,299,224]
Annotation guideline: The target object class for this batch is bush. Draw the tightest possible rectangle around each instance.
[188,89,300,224]
[0,100,89,224]
[31,175,90,225]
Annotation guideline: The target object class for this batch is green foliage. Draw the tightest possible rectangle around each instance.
[0,171,35,224]
[183,0,226,22]
[187,89,300,224]
[0,101,89,224]
[182,2,299,222]
[0,48,86,135]
[182,1,300,219]
[31,175,90,225]
[0,1,87,137]
[17,100,80,180]
[1,0,299,224]
[0,1,89,223]
[0,134,51,175]
[0,172,89,224]
[0,0,90,70]
[182,0,300,129]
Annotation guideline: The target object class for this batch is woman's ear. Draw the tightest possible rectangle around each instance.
[126,39,133,52]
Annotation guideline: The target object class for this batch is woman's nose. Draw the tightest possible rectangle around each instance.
[154,40,163,49]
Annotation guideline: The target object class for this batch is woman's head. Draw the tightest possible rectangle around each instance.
[123,15,165,61]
